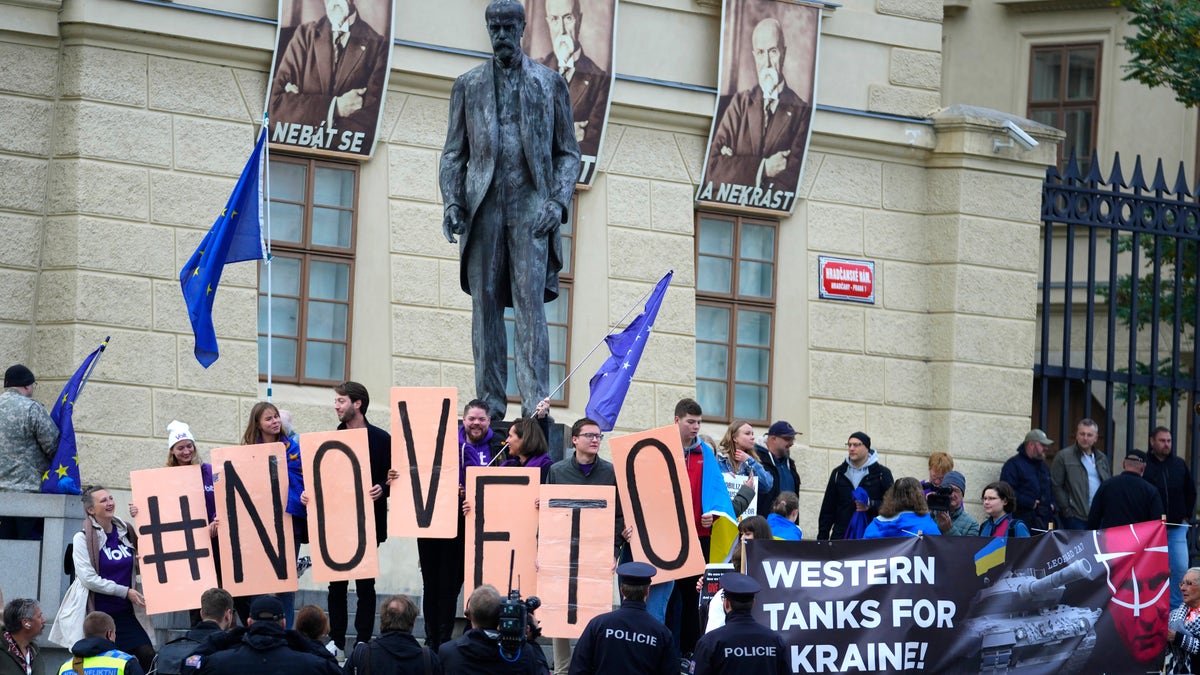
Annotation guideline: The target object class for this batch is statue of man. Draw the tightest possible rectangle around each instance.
[440,0,581,421]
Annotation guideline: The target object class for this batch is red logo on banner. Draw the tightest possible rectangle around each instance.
[819,257,875,303]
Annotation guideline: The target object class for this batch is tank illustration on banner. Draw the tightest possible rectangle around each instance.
[957,559,1100,674]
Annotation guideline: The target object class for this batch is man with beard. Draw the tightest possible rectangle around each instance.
[440,0,581,424]
[753,420,801,516]
[1143,426,1196,608]
[416,399,504,649]
[536,0,610,161]
[326,381,391,654]
[269,0,388,154]
[704,17,812,193]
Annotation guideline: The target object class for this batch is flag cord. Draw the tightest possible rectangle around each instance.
[263,115,273,403]
[545,282,657,401]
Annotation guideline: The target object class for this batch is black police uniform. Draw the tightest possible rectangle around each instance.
[568,598,677,675]
[691,609,788,675]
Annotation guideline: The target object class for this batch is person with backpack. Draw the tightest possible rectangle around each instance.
[979,481,1031,538]
[154,588,234,675]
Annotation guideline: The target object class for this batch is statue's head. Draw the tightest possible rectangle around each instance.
[486,0,526,66]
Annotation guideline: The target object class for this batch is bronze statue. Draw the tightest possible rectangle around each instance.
[440,0,581,421]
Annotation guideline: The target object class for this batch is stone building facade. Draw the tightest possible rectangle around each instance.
[1,0,1060,595]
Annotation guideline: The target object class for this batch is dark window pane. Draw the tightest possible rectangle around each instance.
[1064,109,1094,159]
[1066,48,1097,99]
[259,336,297,377]
[304,341,345,381]
[312,207,353,248]
[1030,110,1059,128]
[314,166,354,207]
[697,380,727,418]
[1031,50,1062,102]
[269,161,306,202]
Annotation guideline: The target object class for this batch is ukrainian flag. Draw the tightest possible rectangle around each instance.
[699,441,740,563]
[974,537,1007,576]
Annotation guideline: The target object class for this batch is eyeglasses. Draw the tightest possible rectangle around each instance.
[846,441,865,448]
[578,433,604,441]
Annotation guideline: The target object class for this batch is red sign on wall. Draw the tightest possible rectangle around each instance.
[818,256,875,304]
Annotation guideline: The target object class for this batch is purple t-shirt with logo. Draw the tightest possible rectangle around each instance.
[92,528,135,614]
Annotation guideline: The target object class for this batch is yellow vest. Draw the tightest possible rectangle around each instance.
[57,649,137,675]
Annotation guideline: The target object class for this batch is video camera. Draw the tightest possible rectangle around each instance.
[497,551,541,659]
[922,481,954,512]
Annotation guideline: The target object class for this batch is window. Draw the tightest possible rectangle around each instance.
[505,197,576,405]
[258,156,356,385]
[1028,43,1100,170]
[695,212,776,423]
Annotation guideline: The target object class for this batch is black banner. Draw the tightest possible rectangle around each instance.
[745,522,1170,674]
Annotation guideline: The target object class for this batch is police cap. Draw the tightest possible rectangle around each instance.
[616,561,657,586]
[719,572,762,602]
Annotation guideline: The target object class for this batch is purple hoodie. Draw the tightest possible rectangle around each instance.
[459,425,496,485]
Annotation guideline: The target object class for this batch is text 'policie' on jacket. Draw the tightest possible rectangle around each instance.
[817,450,894,540]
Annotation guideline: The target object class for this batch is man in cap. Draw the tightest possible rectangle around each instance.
[1087,450,1164,530]
[754,420,801,516]
[195,596,340,675]
[1000,429,1056,531]
[569,562,676,675]
[816,431,893,540]
[690,573,787,675]
[933,471,979,536]
[0,364,60,539]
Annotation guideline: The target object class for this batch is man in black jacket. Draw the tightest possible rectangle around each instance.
[816,432,893,540]
[1086,450,1163,530]
[163,588,235,675]
[755,420,801,516]
[438,585,548,674]
[194,596,340,675]
[1143,426,1196,607]
[344,595,442,674]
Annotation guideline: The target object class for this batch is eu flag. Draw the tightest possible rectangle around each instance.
[180,127,267,367]
[41,339,108,495]
[585,270,673,431]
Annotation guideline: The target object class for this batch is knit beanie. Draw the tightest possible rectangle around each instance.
[167,420,195,449]
[849,431,871,449]
[4,364,35,388]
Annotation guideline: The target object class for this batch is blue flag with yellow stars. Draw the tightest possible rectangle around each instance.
[180,127,267,367]
[41,338,107,495]
[585,270,673,431]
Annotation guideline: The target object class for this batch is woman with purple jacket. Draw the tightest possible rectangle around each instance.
[501,417,553,482]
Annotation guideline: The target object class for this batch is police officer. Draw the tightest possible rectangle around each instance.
[690,573,787,675]
[568,562,676,675]
[58,611,145,675]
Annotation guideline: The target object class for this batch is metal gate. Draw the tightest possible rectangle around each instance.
[1035,153,1200,476]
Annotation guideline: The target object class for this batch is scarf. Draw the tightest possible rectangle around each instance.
[3,632,31,674]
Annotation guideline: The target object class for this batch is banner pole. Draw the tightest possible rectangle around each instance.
[262,116,273,403]
[76,336,110,401]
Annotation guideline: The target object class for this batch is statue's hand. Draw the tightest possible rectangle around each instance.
[533,201,561,238]
[443,205,466,244]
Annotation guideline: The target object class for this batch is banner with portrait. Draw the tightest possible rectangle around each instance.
[521,0,618,187]
[743,521,1169,674]
[696,0,821,215]
[266,0,395,160]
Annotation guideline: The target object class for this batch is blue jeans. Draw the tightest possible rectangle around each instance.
[645,580,674,624]
[1169,523,1189,608]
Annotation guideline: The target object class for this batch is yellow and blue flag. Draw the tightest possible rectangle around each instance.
[974,537,1007,575]
[699,440,740,563]
[41,338,108,495]
[180,127,266,367]
[586,271,673,431]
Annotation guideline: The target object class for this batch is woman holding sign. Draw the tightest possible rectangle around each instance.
[59,486,156,670]
[242,401,308,628]
[716,421,774,511]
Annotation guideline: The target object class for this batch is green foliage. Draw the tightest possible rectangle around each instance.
[1120,0,1200,108]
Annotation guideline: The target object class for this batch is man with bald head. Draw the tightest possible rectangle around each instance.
[536,0,611,163]
[704,17,812,195]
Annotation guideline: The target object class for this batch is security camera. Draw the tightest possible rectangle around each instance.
[995,120,1039,152]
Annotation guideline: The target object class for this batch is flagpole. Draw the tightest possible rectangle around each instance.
[545,282,658,401]
[76,336,110,399]
[262,115,273,403]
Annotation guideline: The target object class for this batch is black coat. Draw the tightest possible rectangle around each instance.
[1000,444,1056,530]
[162,620,224,675]
[817,458,894,540]
[194,622,341,675]
[755,445,801,516]
[1143,451,1197,525]
[344,632,442,675]
[568,599,676,675]
[1086,471,1165,529]
[338,418,392,544]
[437,628,547,675]
[691,610,788,675]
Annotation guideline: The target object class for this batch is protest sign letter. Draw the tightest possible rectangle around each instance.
[211,444,297,596]
[537,485,615,638]
[388,387,459,538]
[302,428,380,583]
[130,465,218,614]
[463,467,539,608]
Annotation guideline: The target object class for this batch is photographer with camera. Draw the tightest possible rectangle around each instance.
[438,585,549,674]
[932,471,979,536]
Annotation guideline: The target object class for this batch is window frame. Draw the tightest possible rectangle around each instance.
[258,154,358,387]
[1027,42,1101,169]
[695,211,778,425]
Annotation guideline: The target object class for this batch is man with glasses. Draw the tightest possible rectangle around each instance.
[546,417,630,674]
[816,432,893,540]
[0,364,59,539]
